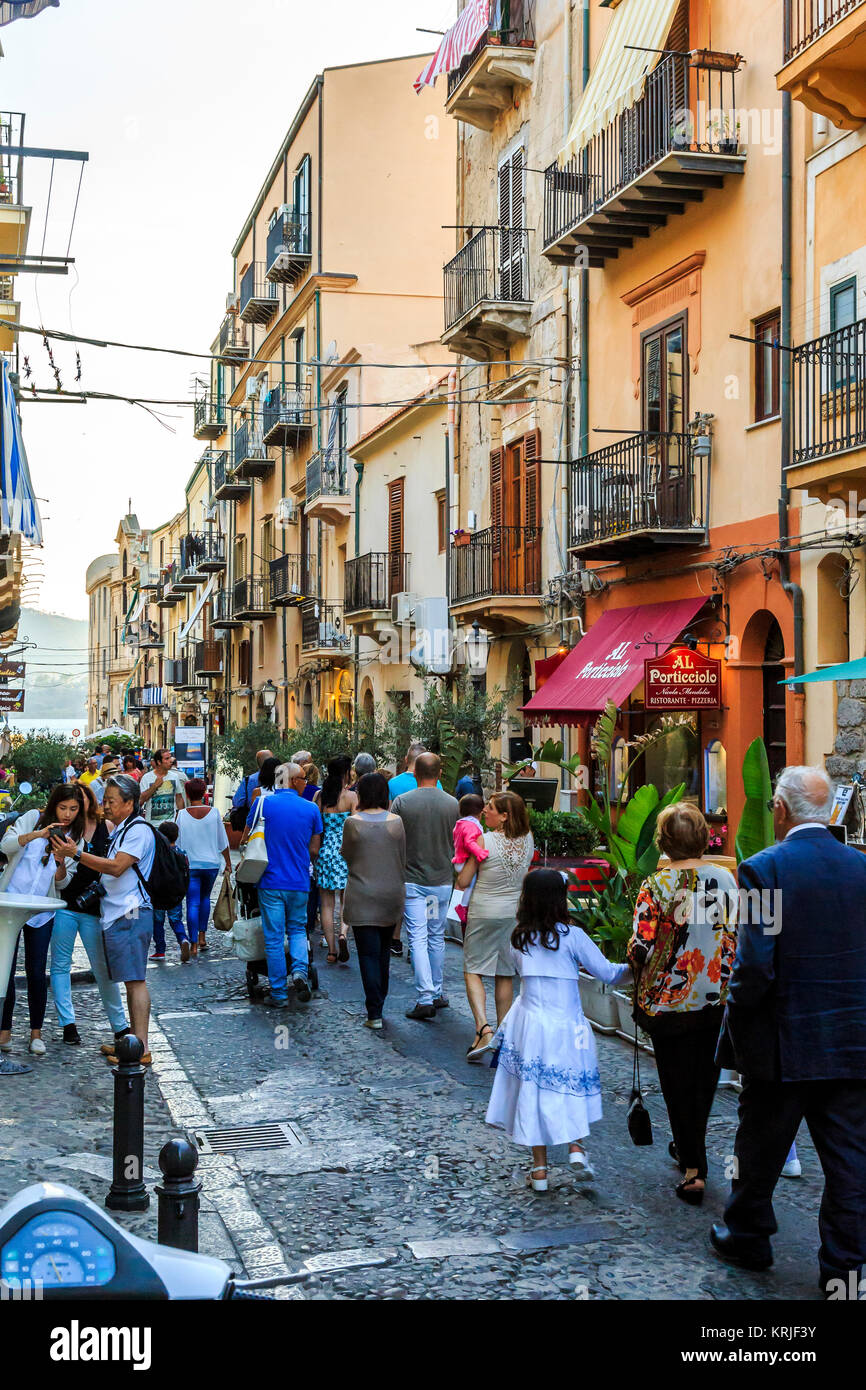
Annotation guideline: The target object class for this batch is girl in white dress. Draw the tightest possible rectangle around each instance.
[486,868,629,1191]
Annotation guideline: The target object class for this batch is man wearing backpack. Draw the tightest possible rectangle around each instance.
[50,773,164,1066]
[230,748,274,831]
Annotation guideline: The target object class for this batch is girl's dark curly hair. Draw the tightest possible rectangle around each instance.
[511,868,570,954]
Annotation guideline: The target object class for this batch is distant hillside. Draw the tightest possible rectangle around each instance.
[16,608,88,719]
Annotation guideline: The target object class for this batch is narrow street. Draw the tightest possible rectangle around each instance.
[1,920,825,1302]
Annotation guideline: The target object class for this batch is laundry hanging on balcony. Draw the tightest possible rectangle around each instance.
[558,0,681,164]
[414,0,491,92]
[0,360,42,545]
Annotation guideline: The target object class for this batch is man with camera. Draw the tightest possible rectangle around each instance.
[51,773,155,1065]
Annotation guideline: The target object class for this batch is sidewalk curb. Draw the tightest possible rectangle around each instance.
[14,969,94,988]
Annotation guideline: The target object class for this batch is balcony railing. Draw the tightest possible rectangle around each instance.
[193,394,225,437]
[791,317,866,466]
[345,552,410,614]
[266,209,311,282]
[444,228,530,332]
[0,113,25,207]
[234,418,267,464]
[233,575,271,616]
[784,0,863,60]
[199,531,226,571]
[179,531,209,576]
[164,658,188,688]
[127,684,164,713]
[239,263,278,324]
[218,313,248,360]
[447,0,536,97]
[306,449,349,502]
[543,53,741,262]
[450,525,542,604]
[301,599,350,652]
[262,382,313,443]
[269,552,317,605]
[569,432,708,553]
[212,448,249,500]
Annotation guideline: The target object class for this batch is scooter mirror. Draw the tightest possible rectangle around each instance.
[18,783,31,796]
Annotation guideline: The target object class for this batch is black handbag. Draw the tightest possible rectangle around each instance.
[626,967,653,1147]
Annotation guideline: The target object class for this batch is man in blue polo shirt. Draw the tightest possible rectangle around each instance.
[246,761,323,1006]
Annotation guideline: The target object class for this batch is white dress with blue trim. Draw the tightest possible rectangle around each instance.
[485,923,629,1147]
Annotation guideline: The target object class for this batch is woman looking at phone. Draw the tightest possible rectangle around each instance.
[0,783,82,1059]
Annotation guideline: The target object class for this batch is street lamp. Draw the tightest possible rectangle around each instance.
[261,679,278,723]
[199,694,211,719]
[466,621,490,681]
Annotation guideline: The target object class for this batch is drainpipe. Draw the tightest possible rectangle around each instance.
[778,91,805,719]
[353,458,363,714]
[578,0,589,462]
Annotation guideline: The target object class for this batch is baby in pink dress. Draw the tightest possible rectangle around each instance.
[447,794,489,926]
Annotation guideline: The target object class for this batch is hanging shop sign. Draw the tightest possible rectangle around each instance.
[644,646,721,711]
[0,688,25,712]
[0,660,25,681]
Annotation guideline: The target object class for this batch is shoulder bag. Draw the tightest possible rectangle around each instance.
[236,795,268,885]
[626,964,653,1147]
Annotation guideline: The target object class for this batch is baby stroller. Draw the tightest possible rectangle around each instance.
[231,882,319,1001]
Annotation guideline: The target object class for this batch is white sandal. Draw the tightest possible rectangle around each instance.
[568,1146,595,1180]
[526,1165,548,1192]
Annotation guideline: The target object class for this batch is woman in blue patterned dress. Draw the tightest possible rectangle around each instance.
[486,869,629,1191]
[314,756,357,965]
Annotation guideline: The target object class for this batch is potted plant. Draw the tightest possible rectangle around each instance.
[528,807,600,869]
[707,112,740,154]
[452,528,471,547]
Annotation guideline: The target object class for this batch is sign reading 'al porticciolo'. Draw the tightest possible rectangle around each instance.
[644,646,722,711]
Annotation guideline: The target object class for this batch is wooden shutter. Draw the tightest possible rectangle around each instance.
[523,429,541,532]
[490,448,504,530]
[388,478,405,597]
[498,149,525,300]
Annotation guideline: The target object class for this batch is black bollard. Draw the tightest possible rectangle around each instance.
[155,1138,201,1252]
[105,1034,150,1213]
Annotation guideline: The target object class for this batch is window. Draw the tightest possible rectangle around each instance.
[497,145,526,301]
[830,277,858,387]
[754,310,781,422]
[436,489,447,553]
[293,156,311,254]
[642,314,687,434]
[704,740,727,816]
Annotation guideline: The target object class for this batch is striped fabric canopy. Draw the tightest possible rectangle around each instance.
[1,360,42,545]
[414,0,491,93]
[0,0,59,24]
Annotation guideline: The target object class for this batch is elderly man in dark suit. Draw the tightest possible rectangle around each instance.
[711,766,866,1290]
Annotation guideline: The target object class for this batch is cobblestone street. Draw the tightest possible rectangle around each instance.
[0,924,828,1302]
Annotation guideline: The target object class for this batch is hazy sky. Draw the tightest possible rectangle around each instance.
[3,0,456,622]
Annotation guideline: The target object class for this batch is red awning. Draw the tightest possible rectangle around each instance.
[522,597,706,728]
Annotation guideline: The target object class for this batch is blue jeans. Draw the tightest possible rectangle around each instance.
[187,867,219,940]
[152,906,185,953]
[402,882,450,1006]
[50,908,127,1033]
[258,888,309,1000]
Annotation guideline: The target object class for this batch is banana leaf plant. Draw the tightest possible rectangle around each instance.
[437,717,468,798]
[734,736,775,864]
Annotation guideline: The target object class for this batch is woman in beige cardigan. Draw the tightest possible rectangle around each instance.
[0,784,81,1057]
[341,772,406,1029]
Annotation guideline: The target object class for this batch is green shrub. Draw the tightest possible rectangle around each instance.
[11,733,73,792]
[529,809,600,859]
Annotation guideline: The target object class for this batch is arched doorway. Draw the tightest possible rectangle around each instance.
[762,616,787,784]
[302,681,313,727]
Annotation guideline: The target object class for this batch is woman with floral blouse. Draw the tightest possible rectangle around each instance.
[627,802,738,1206]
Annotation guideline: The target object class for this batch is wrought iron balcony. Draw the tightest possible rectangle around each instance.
[345,552,410,616]
[232,574,274,622]
[443,227,530,360]
[156,562,184,607]
[239,262,278,326]
[127,684,164,714]
[301,599,351,655]
[787,317,866,496]
[179,532,210,583]
[305,449,351,525]
[569,431,709,559]
[211,586,243,630]
[211,448,250,502]
[450,525,542,606]
[445,2,536,130]
[198,531,226,572]
[217,313,248,363]
[193,393,226,440]
[262,382,313,446]
[543,52,745,268]
[779,1,866,126]
[266,209,311,284]
[269,552,317,607]
[137,563,160,591]
[233,418,273,481]
[137,618,163,650]
[193,639,223,677]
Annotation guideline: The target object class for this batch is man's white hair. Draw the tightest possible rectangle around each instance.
[276,761,303,789]
[290,749,312,765]
[775,765,835,824]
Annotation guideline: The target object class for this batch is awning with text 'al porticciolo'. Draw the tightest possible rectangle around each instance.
[521,596,706,728]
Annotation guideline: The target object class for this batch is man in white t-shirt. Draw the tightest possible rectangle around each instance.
[139,748,185,825]
[51,773,155,1063]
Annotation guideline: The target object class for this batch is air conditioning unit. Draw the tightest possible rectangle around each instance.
[226,292,239,313]
[411,598,452,675]
[391,591,416,624]
[245,378,260,399]
[277,498,299,526]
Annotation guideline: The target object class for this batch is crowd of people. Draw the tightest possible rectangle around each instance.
[1,741,864,1294]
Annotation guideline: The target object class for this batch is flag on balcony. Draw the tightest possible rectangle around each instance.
[0,359,42,545]
[0,0,59,24]
[558,0,681,163]
[414,0,491,93]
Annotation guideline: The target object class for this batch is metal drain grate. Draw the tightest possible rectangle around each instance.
[192,1121,307,1155]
